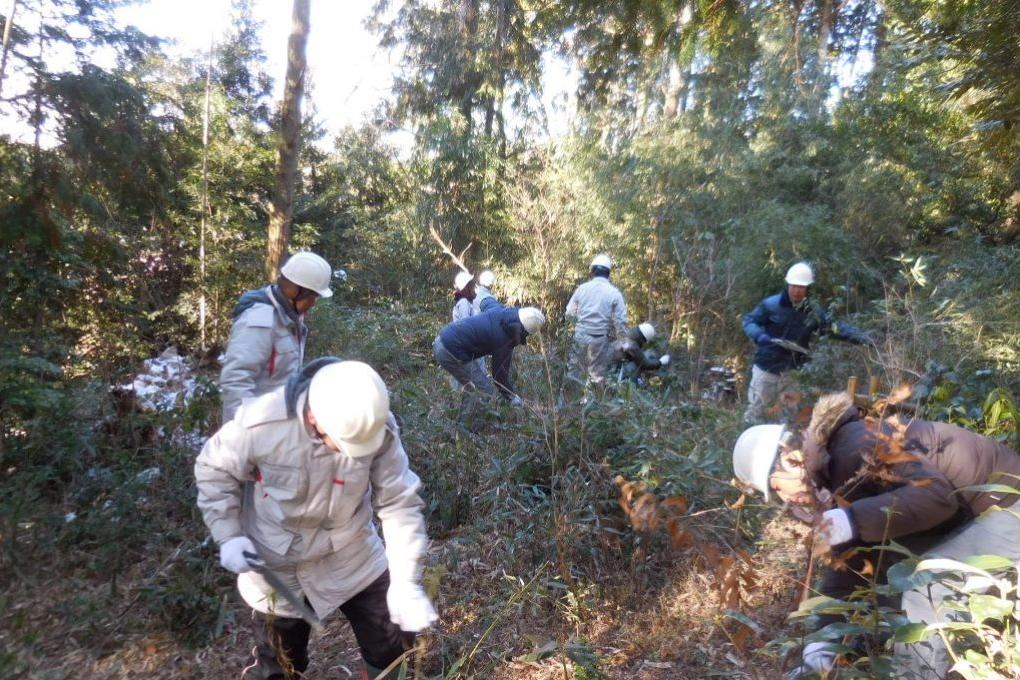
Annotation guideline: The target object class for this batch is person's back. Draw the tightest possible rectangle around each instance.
[564,254,628,387]
[566,276,627,340]
[822,415,1020,539]
[439,307,523,362]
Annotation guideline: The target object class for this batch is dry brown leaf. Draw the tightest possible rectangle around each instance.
[726,493,747,511]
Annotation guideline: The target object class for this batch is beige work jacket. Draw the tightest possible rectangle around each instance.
[219,287,306,421]
[195,388,427,618]
[565,277,628,342]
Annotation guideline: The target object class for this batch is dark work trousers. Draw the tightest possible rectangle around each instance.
[247,570,416,679]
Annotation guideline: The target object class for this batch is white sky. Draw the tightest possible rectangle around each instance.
[117,0,576,150]
[0,0,576,149]
[118,0,400,144]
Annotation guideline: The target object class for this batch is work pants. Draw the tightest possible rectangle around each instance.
[246,570,415,679]
[895,506,1020,679]
[434,337,495,427]
[743,364,797,424]
[566,336,611,386]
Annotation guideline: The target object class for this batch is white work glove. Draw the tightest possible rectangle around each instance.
[817,508,854,548]
[802,641,838,672]
[659,354,671,366]
[219,536,255,574]
[387,581,438,632]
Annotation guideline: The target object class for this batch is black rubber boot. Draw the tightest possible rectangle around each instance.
[248,610,312,679]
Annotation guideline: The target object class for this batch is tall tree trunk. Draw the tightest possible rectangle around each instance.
[457,0,479,127]
[266,0,310,280]
[817,0,836,72]
[0,0,17,98]
[199,32,212,351]
[866,4,887,96]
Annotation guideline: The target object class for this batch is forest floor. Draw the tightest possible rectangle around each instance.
[4,307,829,679]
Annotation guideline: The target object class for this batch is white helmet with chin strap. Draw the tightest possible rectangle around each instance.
[281,252,334,298]
[478,270,496,287]
[637,322,655,343]
[591,254,612,270]
[308,361,389,458]
[785,261,814,287]
[732,424,786,501]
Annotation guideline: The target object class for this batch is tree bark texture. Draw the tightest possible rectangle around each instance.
[0,0,18,99]
[266,0,310,280]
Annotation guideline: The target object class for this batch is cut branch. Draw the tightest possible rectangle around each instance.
[429,224,472,272]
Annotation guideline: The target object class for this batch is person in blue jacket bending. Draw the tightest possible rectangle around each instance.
[741,261,871,424]
[433,305,545,424]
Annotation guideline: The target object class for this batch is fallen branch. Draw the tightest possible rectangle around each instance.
[429,224,472,272]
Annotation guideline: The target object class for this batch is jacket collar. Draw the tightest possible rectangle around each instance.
[803,392,862,486]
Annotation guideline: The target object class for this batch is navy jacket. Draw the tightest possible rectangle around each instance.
[439,307,528,397]
[742,289,865,373]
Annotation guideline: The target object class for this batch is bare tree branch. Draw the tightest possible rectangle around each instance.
[429,224,472,272]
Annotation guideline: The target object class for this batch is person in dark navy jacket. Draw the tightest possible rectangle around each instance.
[433,305,545,423]
[741,262,870,424]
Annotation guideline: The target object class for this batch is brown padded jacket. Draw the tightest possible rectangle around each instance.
[804,394,1020,543]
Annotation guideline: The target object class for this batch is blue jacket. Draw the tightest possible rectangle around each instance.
[742,289,866,373]
[438,306,528,397]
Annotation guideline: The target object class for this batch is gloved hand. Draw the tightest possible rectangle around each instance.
[755,333,773,347]
[802,641,838,673]
[659,354,671,366]
[387,581,438,632]
[816,508,854,548]
[219,536,255,574]
[509,394,524,408]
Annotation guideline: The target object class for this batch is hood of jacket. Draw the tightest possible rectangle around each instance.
[285,356,342,417]
[232,285,301,327]
[802,391,863,486]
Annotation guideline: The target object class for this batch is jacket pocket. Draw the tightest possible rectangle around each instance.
[326,464,371,523]
[257,462,306,503]
[274,332,299,357]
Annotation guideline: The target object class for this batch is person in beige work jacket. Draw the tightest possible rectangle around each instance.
[564,253,628,387]
[219,251,333,421]
[196,358,437,679]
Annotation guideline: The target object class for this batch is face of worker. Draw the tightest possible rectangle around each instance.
[787,284,809,306]
[769,447,812,507]
[279,278,319,315]
[305,409,340,453]
[293,290,319,315]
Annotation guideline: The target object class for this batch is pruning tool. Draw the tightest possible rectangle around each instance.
[770,337,811,356]
[243,550,323,631]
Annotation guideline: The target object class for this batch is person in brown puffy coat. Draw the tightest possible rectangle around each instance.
[732,392,1020,678]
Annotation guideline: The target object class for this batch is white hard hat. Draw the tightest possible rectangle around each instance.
[518,307,546,334]
[454,271,473,291]
[732,424,785,501]
[785,261,814,287]
[478,270,496,287]
[308,361,389,458]
[638,323,655,342]
[591,254,612,270]
[281,252,333,298]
